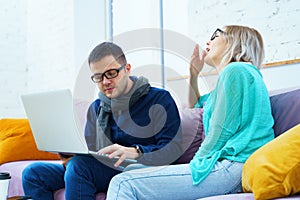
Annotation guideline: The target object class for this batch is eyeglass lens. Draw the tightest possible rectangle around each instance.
[211,28,224,41]
[91,65,125,83]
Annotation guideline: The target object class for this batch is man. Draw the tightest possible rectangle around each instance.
[22,42,182,199]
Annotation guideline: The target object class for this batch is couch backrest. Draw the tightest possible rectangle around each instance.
[177,88,300,163]
[73,88,300,164]
[270,88,300,137]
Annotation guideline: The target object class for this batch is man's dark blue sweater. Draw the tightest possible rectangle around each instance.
[85,87,183,165]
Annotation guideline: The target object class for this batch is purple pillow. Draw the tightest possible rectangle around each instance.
[176,108,204,164]
[270,88,300,137]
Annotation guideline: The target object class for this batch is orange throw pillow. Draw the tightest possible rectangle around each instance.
[242,123,300,200]
[0,118,58,164]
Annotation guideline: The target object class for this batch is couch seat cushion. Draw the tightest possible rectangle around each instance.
[54,188,106,200]
[197,193,300,200]
[0,160,61,197]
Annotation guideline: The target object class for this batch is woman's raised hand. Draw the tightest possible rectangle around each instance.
[189,44,207,78]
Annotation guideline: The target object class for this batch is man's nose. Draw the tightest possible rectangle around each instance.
[102,76,111,84]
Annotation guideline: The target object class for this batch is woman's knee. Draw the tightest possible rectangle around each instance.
[109,172,132,190]
[107,172,137,199]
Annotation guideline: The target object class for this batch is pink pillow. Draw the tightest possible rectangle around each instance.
[176,108,204,163]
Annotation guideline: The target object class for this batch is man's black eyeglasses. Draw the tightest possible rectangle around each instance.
[211,28,225,41]
[91,65,126,83]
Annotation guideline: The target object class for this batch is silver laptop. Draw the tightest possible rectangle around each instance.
[21,89,137,170]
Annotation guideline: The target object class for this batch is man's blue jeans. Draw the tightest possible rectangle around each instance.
[22,155,120,200]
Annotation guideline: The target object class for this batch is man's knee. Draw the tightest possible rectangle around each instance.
[64,156,93,181]
[22,162,42,182]
[65,155,89,171]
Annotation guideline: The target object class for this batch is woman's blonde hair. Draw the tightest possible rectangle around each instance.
[221,25,265,68]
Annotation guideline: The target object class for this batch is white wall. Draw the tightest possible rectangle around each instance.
[1,0,299,117]
[0,0,108,118]
[188,0,300,64]
[0,0,75,118]
[112,0,162,87]
[112,0,300,106]
[262,63,300,92]
[0,0,27,117]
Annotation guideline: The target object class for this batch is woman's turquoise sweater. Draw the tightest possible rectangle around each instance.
[190,62,274,185]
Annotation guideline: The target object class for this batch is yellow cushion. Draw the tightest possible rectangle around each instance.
[0,118,58,165]
[242,123,300,200]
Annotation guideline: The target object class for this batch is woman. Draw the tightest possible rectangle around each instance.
[106,25,275,200]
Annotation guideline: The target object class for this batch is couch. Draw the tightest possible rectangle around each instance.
[1,87,300,200]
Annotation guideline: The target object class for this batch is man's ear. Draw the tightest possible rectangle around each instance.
[125,63,131,72]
